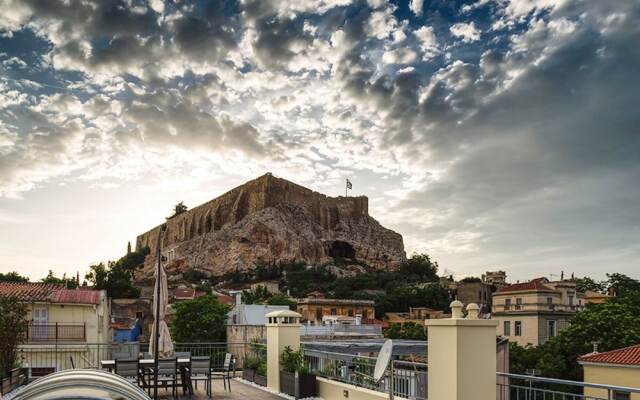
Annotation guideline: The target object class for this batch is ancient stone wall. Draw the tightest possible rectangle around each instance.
[136,173,369,254]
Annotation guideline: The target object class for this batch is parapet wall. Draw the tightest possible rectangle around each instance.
[136,173,369,254]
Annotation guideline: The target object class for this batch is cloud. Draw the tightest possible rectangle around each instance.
[450,22,481,42]
[409,0,424,16]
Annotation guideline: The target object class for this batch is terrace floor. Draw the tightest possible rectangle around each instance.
[156,379,286,400]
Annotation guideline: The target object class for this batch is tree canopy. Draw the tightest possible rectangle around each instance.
[0,297,28,377]
[384,322,427,340]
[41,269,79,288]
[85,262,140,299]
[0,271,29,283]
[171,295,230,342]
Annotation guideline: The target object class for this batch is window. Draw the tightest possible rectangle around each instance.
[504,299,511,311]
[548,320,556,338]
[348,309,354,316]
[613,391,630,400]
[362,310,368,319]
[315,309,323,321]
[503,321,511,336]
[514,321,522,336]
[330,308,337,315]
[515,298,522,310]
[135,311,143,319]
[547,297,554,310]
[568,295,574,307]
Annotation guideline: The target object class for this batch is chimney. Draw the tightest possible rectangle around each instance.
[235,292,242,306]
[561,271,564,280]
[592,342,599,354]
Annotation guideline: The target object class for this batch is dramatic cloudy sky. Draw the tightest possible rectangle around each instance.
[0,0,638,282]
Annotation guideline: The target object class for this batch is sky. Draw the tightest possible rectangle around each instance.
[0,0,638,283]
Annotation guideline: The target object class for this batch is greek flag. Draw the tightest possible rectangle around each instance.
[346,179,352,190]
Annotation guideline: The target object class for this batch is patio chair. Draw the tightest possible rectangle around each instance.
[156,358,178,397]
[115,359,141,386]
[175,351,191,359]
[190,356,212,398]
[113,351,131,360]
[211,353,233,392]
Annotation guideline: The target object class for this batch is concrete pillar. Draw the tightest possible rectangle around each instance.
[426,301,498,400]
[266,310,301,392]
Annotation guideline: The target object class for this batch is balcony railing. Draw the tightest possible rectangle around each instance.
[26,323,86,342]
[300,323,382,337]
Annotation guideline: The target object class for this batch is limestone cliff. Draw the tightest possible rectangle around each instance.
[135,173,405,284]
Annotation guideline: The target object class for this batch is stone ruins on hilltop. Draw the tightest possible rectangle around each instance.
[135,173,405,285]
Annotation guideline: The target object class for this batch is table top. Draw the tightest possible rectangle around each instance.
[101,358,190,367]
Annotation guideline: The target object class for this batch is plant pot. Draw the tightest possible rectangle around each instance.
[254,373,267,387]
[242,368,255,382]
[279,371,317,398]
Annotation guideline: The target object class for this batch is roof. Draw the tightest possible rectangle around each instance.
[217,293,234,305]
[172,287,196,299]
[0,282,63,302]
[0,282,100,305]
[497,278,552,293]
[579,344,640,366]
[50,289,100,305]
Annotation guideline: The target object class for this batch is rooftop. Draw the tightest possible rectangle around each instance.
[579,344,640,366]
[496,277,553,293]
[297,297,375,305]
[0,282,101,305]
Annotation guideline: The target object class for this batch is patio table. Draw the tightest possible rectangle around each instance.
[101,358,193,395]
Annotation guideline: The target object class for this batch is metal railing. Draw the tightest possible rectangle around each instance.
[300,324,382,337]
[303,349,427,400]
[17,342,251,378]
[497,373,640,400]
[26,324,86,342]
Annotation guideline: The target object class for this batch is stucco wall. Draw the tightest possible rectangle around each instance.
[317,377,407,400]
[583,364,640,400]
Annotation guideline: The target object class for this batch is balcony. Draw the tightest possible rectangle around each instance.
[26,323,86,342]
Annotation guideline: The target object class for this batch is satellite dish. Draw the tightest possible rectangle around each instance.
[373,340,393,382]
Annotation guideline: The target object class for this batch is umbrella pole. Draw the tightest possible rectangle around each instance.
[153,227,164,400]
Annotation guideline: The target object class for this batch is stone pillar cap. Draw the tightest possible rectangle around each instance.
[466,303,480,319]
[450,300,464,319]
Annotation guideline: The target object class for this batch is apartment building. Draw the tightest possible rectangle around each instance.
[296,297,375,323]
[579,344,640,400]
[492,277,585,346]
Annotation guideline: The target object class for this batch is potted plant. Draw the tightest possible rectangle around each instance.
[242,356,259,382]
[279,346,317,398]
[254,360,268,386]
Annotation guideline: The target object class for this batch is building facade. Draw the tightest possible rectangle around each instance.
[492,278,585,346]
[386,307,448,325]
[457,281,493,313]
[296,298,375,323]
[579,344,640,400]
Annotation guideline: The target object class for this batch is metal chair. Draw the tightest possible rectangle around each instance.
[190,356,212,398]
[155,358,178,397]
[211,353,233,392]
[115,359,141,386]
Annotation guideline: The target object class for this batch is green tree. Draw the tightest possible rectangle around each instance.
[0,271,29,283]
[0,297,28,377]
[113,246,150,271]
[41,270,78,289]
[170,202,188,218]
[242,286,272,304]
[605,273,640,298]
[573,277,605,293]
[398,253,439,283]
[384,322,426,340]
[171,295,230,342]
[85,262,140,299]
[266,293,296,310]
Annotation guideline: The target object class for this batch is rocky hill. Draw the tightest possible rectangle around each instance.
[134,173,405,285]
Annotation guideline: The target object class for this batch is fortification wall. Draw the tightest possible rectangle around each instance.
[136,173,369,254]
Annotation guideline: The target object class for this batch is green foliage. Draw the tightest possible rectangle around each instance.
[398,254,439,282]
[384,322,427,340]
[572,276,605,293]
[242,286,272,304]
[113,246,150,271]
[183,268,208,284]
[194,283,212,295]
[254,264,282,281]
[460,276,482,283]
[41,269,78,289]
[280,346,309,374]
[283,263,336,298]
[171,295,230,342]
[170,202,188,218]
[373,284,450,319]
[0,271,29,283]
[509,273,640,381]
[265,293,296,310]
[85,262,140,299]
[0,297,28,376]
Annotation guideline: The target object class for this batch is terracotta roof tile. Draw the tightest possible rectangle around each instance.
[579,344,640,366]
[497,278,552,293]
[0,282,63,301]
[50,289,100,305]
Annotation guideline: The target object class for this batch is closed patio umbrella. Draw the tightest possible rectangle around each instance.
[149,261,173,357]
